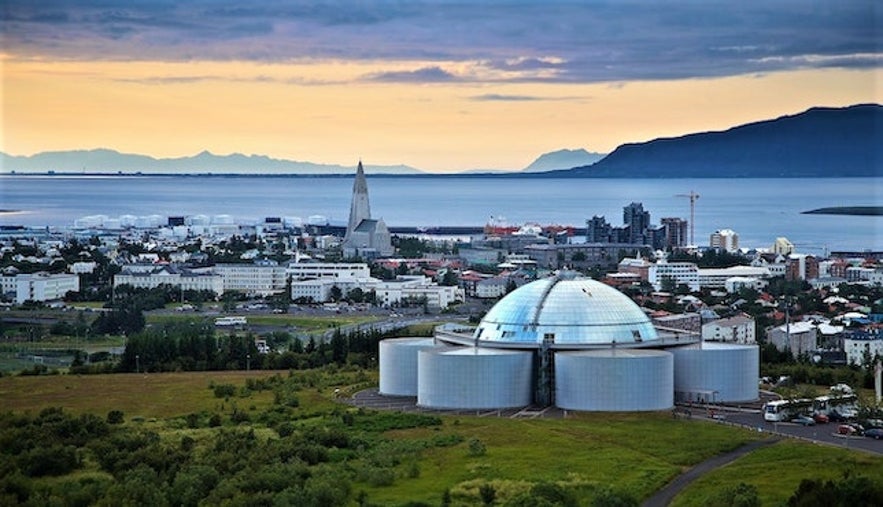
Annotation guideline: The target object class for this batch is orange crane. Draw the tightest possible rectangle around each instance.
[675,191,700,246]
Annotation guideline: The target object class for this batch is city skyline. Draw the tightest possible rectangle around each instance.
[2,1,881,173]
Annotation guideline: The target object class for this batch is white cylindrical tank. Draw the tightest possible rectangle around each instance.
[672,342,759,402]
[379,338,438,396]
[555,349,674,411]
[417,347,533,410]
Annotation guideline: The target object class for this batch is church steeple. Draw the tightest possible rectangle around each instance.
[345,160,371,241]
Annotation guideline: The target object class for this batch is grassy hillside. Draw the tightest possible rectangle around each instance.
[1,369,880,506]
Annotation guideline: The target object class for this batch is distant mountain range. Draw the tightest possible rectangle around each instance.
[548,104,881,178]
[2,104,879,177]
[0,149,423,175]
[521,148,607,172]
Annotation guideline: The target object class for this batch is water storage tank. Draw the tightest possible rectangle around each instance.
[555,349,673,411]
[417,348,533,410]
[672,342,759,402]
[378,338,439,396]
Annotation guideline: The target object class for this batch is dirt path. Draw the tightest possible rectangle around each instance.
[642,437,780,507]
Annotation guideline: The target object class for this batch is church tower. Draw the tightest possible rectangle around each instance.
[345,160,371,242]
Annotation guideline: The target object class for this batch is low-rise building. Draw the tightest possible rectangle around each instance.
[651,312,701,334]
[697,266,771,289]
[768,321,817,358]
[13,272,80,304]
[648,261,699,292]
[114,266,224,295]
[702,315,756,344]
[287,262,370,281]
[843,331,883,366]
[374,276,463,309]
[69,261,97,274]
[214,262,287,296]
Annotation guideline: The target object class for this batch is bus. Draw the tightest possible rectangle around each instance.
[215,316,247,327]
[813,394,858,418]
[763,394,858,422]
[762,398,813,422]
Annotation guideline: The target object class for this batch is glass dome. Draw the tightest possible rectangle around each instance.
[474,275,658,346]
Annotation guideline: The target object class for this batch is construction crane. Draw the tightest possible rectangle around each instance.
[675,191,700,246]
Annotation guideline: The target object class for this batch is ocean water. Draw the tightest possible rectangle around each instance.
[1,175,880,252]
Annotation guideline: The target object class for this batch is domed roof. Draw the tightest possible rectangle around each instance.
[474,274,658,346]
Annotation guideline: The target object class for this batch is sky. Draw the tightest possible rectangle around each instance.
[1,1,881,173]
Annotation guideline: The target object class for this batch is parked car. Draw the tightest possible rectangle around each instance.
[791,415,816,426]
[861,418,883,429]
[837,424,857,435]
[865,428,883,440]
[812,413,829,424]
[828,410,848,423]
[837,424,864,436]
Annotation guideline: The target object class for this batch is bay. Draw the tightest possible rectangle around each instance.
[0,175,880,252]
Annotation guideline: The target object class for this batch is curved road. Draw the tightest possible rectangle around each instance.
[642,438,781,507]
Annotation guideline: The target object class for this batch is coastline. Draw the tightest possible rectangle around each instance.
[802,206,883,216]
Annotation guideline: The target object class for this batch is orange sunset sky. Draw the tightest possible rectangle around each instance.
[2,2,881,173]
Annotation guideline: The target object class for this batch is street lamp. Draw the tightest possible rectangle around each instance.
[246,354,250,372]
[135,354,140,374]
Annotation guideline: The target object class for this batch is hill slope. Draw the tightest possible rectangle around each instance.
[555,104,882,178]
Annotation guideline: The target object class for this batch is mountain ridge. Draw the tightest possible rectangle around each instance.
[521,148,606,172]
[2,104,879,177]
[547,104,882,178]
[0,149,423,175]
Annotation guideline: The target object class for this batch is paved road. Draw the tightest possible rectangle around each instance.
[723,411,883,455]
[642,438,781,507]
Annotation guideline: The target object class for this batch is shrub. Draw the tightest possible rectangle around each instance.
[468,438,487,457]
[213,384,236,398]
[107,410,125,425]
[185,413,200,429]
[20,445,79,477]
[208,414,222,427]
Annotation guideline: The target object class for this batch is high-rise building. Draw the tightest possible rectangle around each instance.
[772,237,795,256]
[623,202,650,245]
[710,229,739,252]
[585,216,612,243]
[660,217,688,249]
[342,161,393,258]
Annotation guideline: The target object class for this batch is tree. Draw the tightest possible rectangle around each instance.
[330,285,342,303]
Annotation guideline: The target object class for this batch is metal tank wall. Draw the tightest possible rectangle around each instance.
[672,342,759,402]
[378,338,439,396]
[555,349,674,411]
[417,348,533,409]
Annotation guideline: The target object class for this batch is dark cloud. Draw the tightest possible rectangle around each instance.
[468,94,583,102]
[367,66,458,83]
[0,1,879,83]
[470,94,543,101]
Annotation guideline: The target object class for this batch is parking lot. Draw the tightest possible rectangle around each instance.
[716,411,882,455]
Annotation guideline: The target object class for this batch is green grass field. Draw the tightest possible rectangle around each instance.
[671,440,883,506]
[0,370,280,418]
[1,370,880,505]
[144,313,380,331]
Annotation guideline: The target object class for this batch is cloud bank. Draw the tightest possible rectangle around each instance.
[2,1,880,84]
